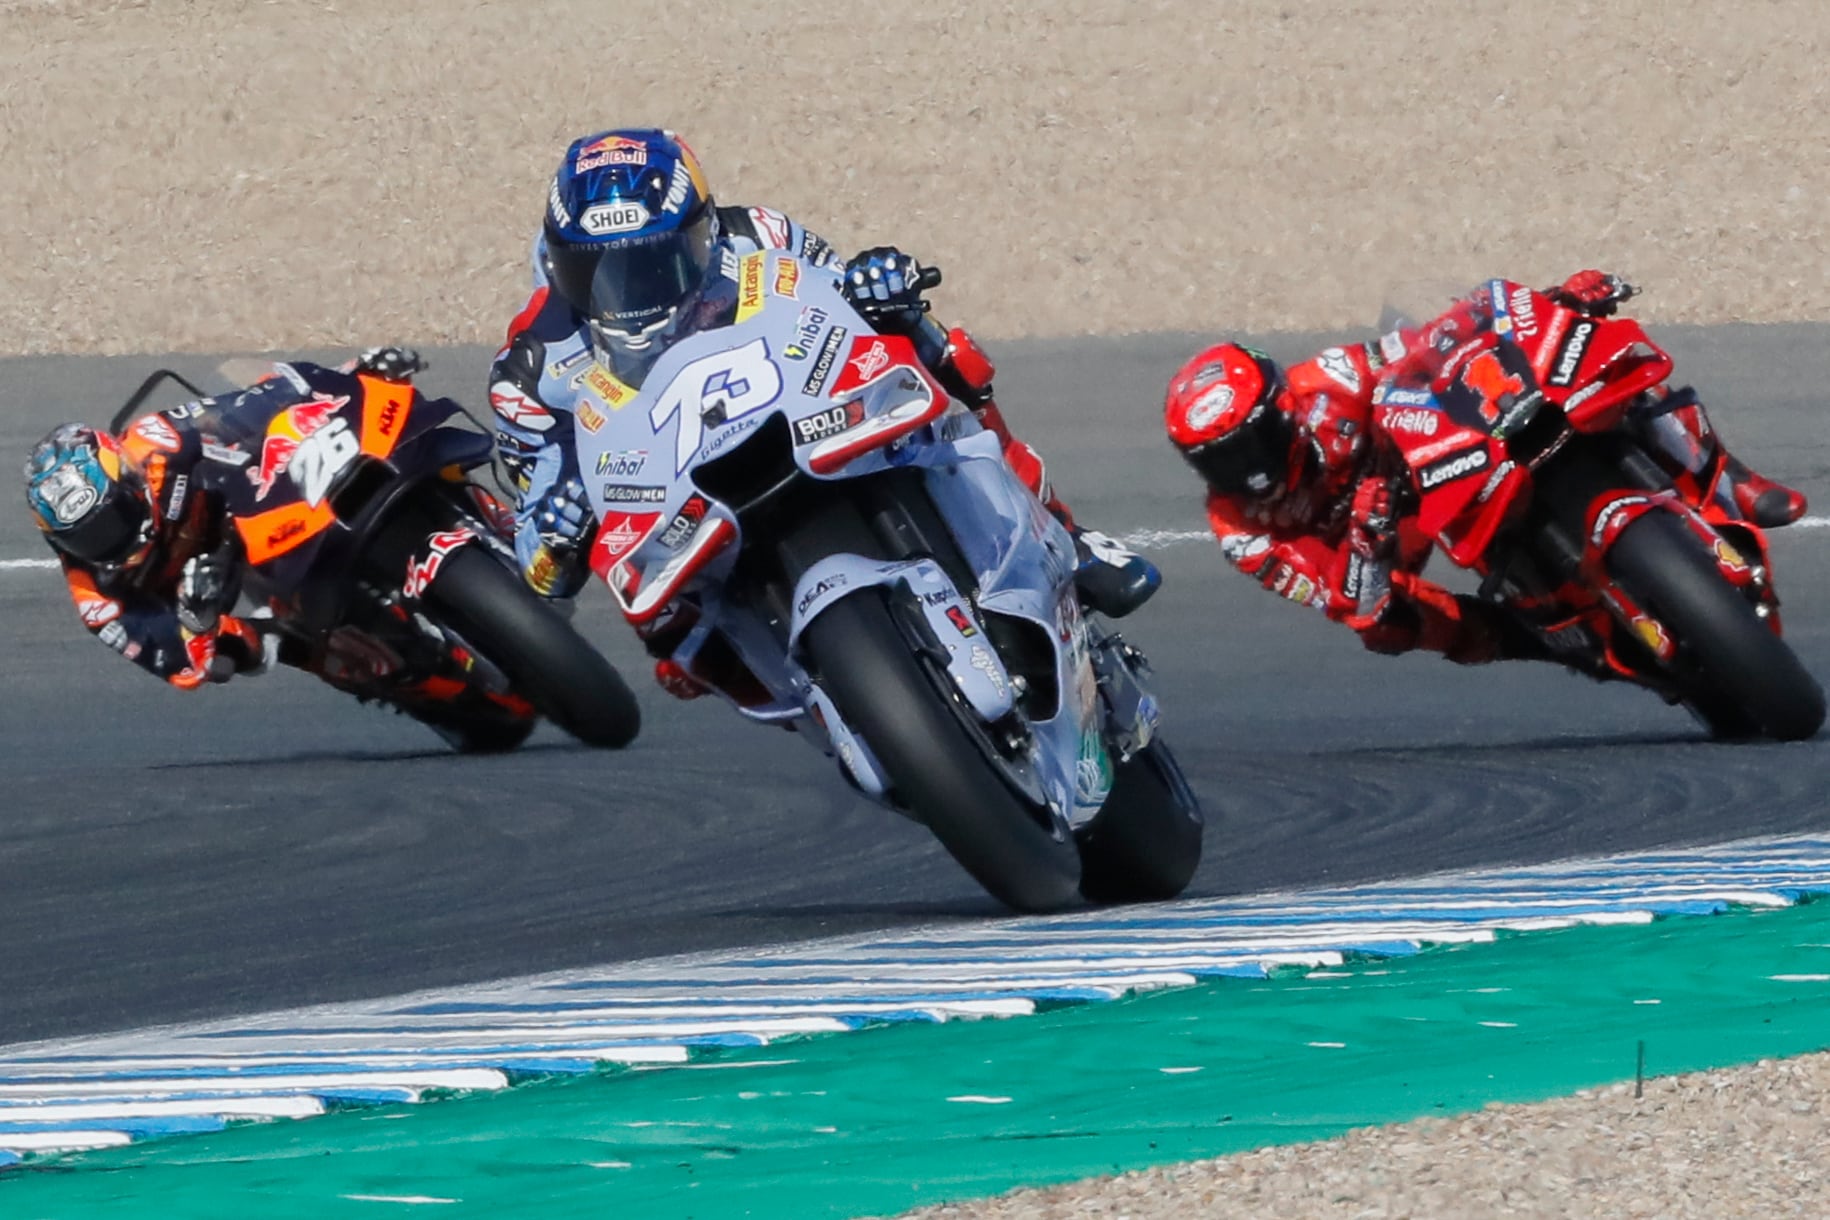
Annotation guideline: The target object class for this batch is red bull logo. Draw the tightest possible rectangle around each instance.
[255,395,347,500]
[576,135,649,172]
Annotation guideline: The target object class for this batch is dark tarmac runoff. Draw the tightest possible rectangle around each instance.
[2,323,1827,1045]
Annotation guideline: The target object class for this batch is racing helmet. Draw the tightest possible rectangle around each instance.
[24,423,156,568]
[542,128,722,361]
[1164,343,1298,497]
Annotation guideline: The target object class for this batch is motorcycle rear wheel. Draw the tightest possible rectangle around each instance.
[1074,739,1204,903]
[801,589,1083,913]
[1606,510,1824,741]
[426,545,641,749]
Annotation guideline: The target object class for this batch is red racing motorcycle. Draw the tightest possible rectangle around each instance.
[1367,279,1823,740]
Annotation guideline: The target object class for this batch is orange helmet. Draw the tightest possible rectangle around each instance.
[1164,343,1296,497]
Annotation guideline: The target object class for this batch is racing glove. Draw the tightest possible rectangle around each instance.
[533,476,595,557]
[1347,476,1400,561]
[175,545,237,635]
[842,247,932,331]
[1547,270,1636,318]
[350,346,427,381]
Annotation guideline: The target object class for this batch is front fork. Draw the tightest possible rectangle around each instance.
[1088,623,1163,765]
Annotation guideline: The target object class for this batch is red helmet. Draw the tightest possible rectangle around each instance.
[1164,343,1296,497]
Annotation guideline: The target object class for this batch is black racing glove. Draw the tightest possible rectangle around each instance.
[176,545,237,635]
[351,346,427,381]
[842,247,933,331]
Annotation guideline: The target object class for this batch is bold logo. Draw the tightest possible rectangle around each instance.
[792,399,866,445]
[658,494,709,549]
[1380,406,1440,436]
[77,596,122,628]
[165,473,189,520]
[1508,285,1540,337]
[1418,444,1491,490]
[772,260,800,299]
[796,574,848,617]
[402,528,476,599]
[1460,349,1526,426]
[945,605,978,638]
[576,402,608,434]
[1549,320,1596,388]
[801,325,849,397]
[601,484,667,503]
[490,382,554,433]
[594,449,648,477]
[582,365,635,410]
[132,414,181,452]
[750,207,791,248]
[848,339,892,383]
[547,179,572,227]
[266,518,308,549]
[575,135,648,172]
[1316,348,1362,393]
[578,201,650,236]
[662,159,694,214]
[649,337,784,472]
[592,511,663,566]
[735,252,767,322]
[1183,383,1235,433]
[255,395,347,500]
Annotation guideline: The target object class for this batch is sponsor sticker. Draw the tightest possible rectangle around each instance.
[1184,383,1235,432]
[601,483,667,503]
[594,449,648,477]
[1418,444,1491,490]
[801,325,849,397]
[593,511,663,565]
[773,259,800,299]
[1548,319,1596,388]
[735,252,767,322]
[1380,406,1440,436]
[658,494,709,549]
[575,135,648,172]
[792,399,865,445]
[579,201,650,236]
[582,364,635,410]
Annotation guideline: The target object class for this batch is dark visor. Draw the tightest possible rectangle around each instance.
[586,212,717,334]
[58,483,151,565]
[1187,401,1295,496]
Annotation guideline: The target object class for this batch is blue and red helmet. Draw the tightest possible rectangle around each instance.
[24,423,156,568]
[542,128,720,355]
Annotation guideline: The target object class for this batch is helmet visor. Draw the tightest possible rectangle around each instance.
[1186,400,1295,496]
[585,212,717,337]
[56,481,152,565]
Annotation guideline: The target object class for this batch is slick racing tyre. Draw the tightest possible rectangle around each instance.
[1606,510,1824,742]
[426,544,640,749]
[801,589,1083,913]
[1074,739,1204,903]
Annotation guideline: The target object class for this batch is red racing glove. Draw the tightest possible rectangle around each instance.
[1348,476,1399,560]
[1549,270,1636,317]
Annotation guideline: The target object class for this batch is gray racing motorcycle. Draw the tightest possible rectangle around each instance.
[570,250,1202,911]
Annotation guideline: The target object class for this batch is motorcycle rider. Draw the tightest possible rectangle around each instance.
[25,348,431,689]
[1162,271,1808,664]
[489,127,1159,644]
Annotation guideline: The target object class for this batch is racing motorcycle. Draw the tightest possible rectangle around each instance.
[1366,279,1823,740]
[108,365,640,752]
[569,251,1201,911]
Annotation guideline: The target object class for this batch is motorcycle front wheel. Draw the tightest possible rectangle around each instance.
[801,589,1083,913]
[1607,510,1824,741]
[425,544,641,749]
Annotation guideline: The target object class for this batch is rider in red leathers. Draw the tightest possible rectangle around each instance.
[1162,271,1808,665]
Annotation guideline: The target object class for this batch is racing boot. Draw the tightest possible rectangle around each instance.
[1071,526,1161,619]
[1643,393,1807,529]
[928,323,1163,616]
[1722,454,1808,528]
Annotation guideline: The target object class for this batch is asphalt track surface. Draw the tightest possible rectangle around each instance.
[3,325,1829,1047]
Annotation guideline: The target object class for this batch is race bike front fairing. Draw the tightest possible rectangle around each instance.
[1366,279,1822,740]
[567,249,1201,911]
